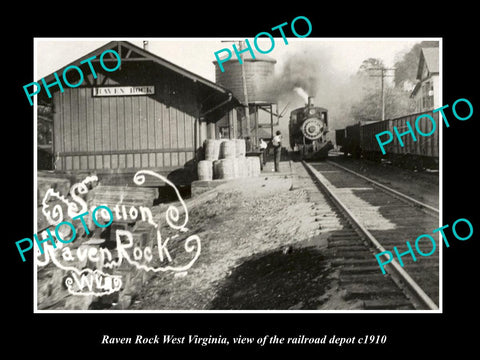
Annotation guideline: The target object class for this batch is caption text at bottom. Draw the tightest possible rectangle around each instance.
[101,334,387,346]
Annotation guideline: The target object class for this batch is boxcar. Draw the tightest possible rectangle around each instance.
[388,110,439,167]
[368,110,439,168]
[335,128,346,149]
[360,120,389,161]
[344,123,361,158]
[339,110,439,169]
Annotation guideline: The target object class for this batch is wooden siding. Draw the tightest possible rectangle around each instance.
[53,75,196,172]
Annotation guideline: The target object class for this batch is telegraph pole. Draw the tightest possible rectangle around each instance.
[369,67,395,121]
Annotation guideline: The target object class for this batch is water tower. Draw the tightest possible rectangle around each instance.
[213,46,278,145]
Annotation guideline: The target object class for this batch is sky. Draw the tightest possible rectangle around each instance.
[34,37,439,138]
[35,37,428,82]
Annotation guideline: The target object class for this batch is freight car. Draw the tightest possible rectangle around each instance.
[337,110,439,169]
[335,122,368,159]
[289,96,333,160]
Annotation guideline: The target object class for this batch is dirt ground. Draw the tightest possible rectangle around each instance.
[129,163,347,310]
[128,157,439,311]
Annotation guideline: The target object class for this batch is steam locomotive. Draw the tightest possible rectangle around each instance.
[289,96,333,160]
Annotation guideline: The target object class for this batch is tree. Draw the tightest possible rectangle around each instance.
[349,57,415,122]
[393,41,439,89]
[348,58,384,121]
[356,58,386,91]
[350,91,381,122]
[384,86,417,118]
[394,43,422,89]
[358,58,385,74]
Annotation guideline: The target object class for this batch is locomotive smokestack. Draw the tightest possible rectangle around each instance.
[308,96,314,107]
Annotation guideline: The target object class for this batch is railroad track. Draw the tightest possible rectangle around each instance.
[325,160,439,215]
[301,160,440,310]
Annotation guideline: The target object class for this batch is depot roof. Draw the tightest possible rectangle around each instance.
[40,40,234,96]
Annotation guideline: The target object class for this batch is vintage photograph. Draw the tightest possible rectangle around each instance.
[33,38,440,312]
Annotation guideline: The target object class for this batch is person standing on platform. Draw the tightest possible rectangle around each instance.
[259,138,268,166]
[272,131,282,172]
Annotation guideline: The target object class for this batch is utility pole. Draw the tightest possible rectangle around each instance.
[369,67,395,121]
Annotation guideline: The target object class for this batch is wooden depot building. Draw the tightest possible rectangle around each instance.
[38,40,240,185]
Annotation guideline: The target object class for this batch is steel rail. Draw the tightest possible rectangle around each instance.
[302,161,439,310]
[325,160,439,215]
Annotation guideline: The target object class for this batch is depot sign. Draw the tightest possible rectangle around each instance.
[92,86,154,97]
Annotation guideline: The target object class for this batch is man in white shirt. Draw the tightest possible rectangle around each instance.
[259,138,267,166]
[271,131,282,172]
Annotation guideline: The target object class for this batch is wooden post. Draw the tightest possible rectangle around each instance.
[254,105,259,146]
[207,121,216,139]
[239,41,251,138]
[232,108,238,139]
[381,69,385,121]
[227,110,233,139]
[200,120,208,143]
[368,67,394,121]
[194,116,199,163]
[270,104,274,138]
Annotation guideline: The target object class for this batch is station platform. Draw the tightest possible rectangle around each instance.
[261,160,293,175]
[191,160,293,197]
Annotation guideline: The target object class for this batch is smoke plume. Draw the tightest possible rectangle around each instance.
[293,87,309,103]
[260,45,359,135]
[262,51,325,105]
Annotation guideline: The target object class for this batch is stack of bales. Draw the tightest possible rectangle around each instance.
[197,139,260,181]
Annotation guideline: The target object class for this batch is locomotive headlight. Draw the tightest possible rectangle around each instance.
[301,117,324,140]
[309,109,316,115]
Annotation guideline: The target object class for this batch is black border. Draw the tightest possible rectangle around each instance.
[7,7,478,356]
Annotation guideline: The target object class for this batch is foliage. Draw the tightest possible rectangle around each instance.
[38,104,53,146]
[357,58,385,74]
[393,41,439,89]
[349,54,418,123]
[38,104,53,116]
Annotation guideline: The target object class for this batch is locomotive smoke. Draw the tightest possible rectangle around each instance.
[293,87,309,104]
[263,51,322,105]
[260,44,363,133]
